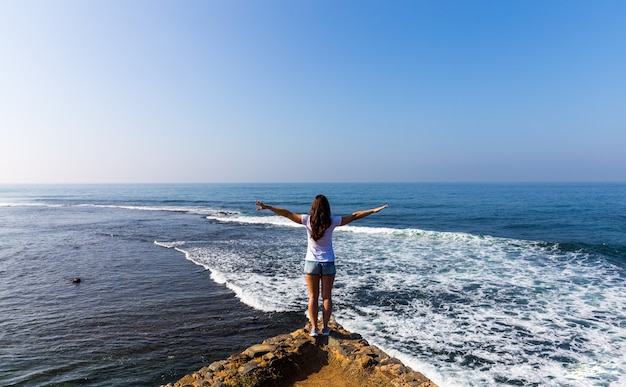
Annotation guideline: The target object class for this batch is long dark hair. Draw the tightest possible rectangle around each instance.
[310,194,331,241]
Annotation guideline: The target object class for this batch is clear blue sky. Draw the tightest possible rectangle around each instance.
[1,0,625,183]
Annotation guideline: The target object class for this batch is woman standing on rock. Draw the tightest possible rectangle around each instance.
[256,195,388,337]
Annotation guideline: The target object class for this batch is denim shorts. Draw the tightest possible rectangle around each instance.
[303,260,336,276]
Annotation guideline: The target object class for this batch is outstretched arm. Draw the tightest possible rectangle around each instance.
[341,204,388,226]
[255,201,302,224]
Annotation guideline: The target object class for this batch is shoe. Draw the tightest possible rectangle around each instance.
[322,327,331,336]
[310,327,319,337]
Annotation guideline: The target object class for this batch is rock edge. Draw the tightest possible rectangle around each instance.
[162,320,436,387]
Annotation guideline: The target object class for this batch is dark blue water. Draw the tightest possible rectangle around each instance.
[0,197,304,386]
[1,183,624,386]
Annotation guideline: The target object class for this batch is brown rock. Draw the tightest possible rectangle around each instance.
[262,351,276,362]
[161,321,437,387]
[207,360,227,373]
[243,344,276,358]
[238,360,260,375]
[228,353,249,362]
[358,355,377,369]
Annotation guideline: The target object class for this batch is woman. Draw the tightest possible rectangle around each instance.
[255,195,388,337]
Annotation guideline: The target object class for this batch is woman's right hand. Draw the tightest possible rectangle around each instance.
[373,204,389,213]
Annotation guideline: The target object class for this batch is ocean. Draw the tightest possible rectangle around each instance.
[0,183,624,386]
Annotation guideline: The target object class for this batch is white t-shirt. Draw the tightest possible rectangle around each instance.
[301,214,343,262]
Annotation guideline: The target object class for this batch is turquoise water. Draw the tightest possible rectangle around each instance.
[1,183,624,386]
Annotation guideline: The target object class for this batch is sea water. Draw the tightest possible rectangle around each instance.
[1,183,624,386]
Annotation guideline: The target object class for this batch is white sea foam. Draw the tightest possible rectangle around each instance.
[206,214,302,228]
[206,212,497,242]
[1,201,238,216]
[80,203,236,216]
[155,241,305,312]
[0,202,65,208]
[155,222,626,387]
[153,241,186,249]
[333,230,626,386]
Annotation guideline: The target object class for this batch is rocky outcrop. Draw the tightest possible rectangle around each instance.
[162,320,436,387]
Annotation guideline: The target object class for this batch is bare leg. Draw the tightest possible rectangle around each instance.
[321,275,335,329]
[305,274,320,329]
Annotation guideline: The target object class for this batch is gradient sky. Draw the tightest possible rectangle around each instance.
[1,0,625,183]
